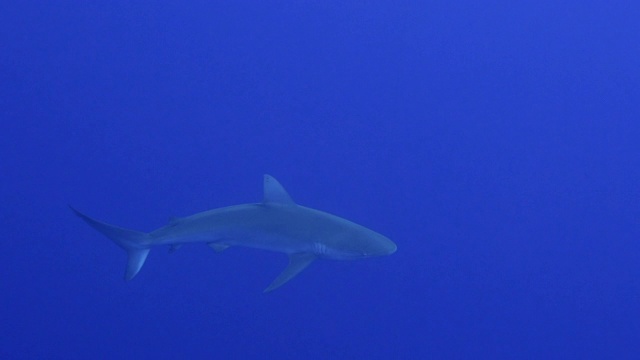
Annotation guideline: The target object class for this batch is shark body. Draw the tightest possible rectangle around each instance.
[71,175,396,292]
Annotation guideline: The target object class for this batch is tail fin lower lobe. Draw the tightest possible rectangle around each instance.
[70,206,151,280]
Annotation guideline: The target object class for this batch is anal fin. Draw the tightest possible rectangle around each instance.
[264,253,316,293]
[208,243,230,252]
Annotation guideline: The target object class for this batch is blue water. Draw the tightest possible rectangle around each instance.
[1,1,639,358]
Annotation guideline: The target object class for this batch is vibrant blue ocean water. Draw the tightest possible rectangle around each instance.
[1,1,639,358]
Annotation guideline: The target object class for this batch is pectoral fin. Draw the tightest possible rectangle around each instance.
[264,253,316,293]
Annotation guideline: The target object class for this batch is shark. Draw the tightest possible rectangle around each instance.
[71,175,396,292]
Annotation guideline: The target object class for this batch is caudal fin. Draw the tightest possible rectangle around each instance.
[70,206,151,280]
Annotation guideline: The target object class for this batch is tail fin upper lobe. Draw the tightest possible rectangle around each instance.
[70,206,151,280]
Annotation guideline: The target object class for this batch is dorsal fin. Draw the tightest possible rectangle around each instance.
[263,175,295,205]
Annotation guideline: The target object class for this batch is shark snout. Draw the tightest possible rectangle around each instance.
[368,236,396,257]
[382,238,397,255]
[387,240,397,255]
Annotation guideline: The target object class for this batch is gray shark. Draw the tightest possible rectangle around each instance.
[71,175,396,292]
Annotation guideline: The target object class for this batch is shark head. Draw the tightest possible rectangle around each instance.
[263,174,396,261]
[346,228,397,258]
[314,225,397,260]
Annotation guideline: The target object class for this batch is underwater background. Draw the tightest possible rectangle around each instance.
[1,1,639,358]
